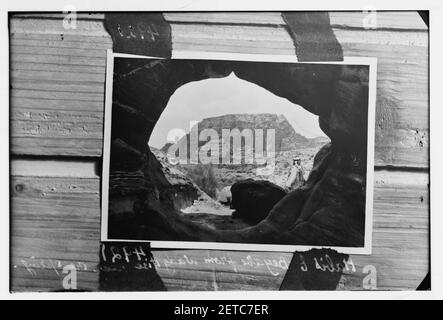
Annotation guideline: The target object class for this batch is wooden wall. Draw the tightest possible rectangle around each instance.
[9,11,429,291]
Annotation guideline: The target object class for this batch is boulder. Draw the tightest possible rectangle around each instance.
[230,179,287,225]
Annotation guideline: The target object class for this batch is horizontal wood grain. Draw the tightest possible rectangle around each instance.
[10,31,112,46]
[340,170,429,290]
[153,251,290,291]
[9,13,429,168]
[12,79,105,93]
[9,18,110,156]
[11,137,104,157]
[9,161,429,291]
[164,11,428,30]
[12,159,97,177]
[334,28,429,167]
[12,11,428,31]
[169,23,295,55]
[10,53,108,67]
[9,18,111,37]
[10,171,101,292]
[164,12,286,25]
[329,11,428,30]
[8,12,430,292]
[12,13,105,20]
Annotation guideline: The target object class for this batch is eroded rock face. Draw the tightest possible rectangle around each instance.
[149,147,204,210]
[165,113,310,156]
[110,58,232,164]
[231,179,287,225]
[279,143,366,247]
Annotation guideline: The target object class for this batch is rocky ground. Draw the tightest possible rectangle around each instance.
[160,113,329,190]
[150,146,251,230]
[149,143,327,231]
[180,197,250,230]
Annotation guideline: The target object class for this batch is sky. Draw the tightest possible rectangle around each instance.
[148,73,327,149]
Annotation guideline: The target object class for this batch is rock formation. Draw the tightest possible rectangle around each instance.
[164,113,311,157]
[157,113,330,191]
[108,56,369,247]
[230,179,287,225]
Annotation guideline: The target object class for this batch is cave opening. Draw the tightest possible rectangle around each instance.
[146,72,330,228]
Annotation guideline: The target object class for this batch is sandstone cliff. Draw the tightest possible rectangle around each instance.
[157,113,330,191]
[162,113,323,157]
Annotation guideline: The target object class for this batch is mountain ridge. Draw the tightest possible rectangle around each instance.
[158,113,328,156]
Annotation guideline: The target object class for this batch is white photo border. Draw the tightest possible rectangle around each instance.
[101,49,377,255]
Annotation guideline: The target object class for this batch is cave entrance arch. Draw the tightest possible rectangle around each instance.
[148,72,329,201]
[106,53,371,252]
[148,72,326,150]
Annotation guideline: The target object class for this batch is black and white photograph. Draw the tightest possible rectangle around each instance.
[6,4,434,295]
[101,52,376,253]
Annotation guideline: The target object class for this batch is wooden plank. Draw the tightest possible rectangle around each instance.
[10,161,429,291]
[11,87,104,100]
[10,37,112,50]
[170,23,295,55]
[12,13,105,20]
[341,170,429,290]
[11,97,104,111]
[10,106,104,156]
[9,18,111,37]
[12,159,97,177]
[11,137,103,157]
[164,11,428,31]
[330,11,428,30]
[333,28,429,167]
[9,17,111,157]
[10,161,101,292]
[12,79,105,94]
[11,44,109,58]
[11,32,113,45]
[164,12,285,25]
[11,70,105,83]
[12,12,427,31]
[10,53,108,67]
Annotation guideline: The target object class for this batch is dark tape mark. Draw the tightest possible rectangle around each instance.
[416,272,430,290]
[280,249,349,290]
[104,13,172,58]
[282,12,343,61]
[98,242,167,291]
[417,11,429,28]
